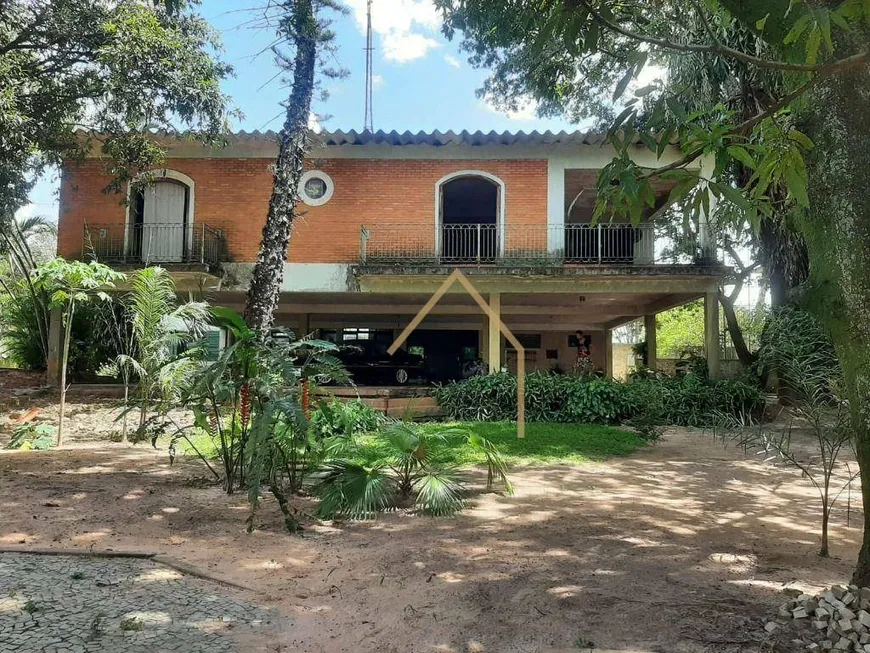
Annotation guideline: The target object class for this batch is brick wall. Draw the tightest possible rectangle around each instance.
[58,157,549,264]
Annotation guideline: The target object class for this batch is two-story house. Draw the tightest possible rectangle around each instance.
[55,129,725,384]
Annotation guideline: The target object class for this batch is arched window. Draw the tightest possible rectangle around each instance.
[436,171,504,262]
[127,170,195,263]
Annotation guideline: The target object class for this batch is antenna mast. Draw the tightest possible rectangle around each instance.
[363,0,374,132]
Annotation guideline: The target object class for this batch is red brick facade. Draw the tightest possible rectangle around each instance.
[58,157,549,264]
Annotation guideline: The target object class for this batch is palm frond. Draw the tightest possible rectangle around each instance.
[467,432,514,495]
[413,469,465,516]
[314,462,393,520]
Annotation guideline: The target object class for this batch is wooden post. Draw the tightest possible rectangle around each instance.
[488,292,501,374]
[604,328,614,379]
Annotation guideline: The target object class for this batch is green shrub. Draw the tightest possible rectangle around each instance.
[436,371,763,427]
[624,375,764,426]
[7,423,56,450]
[310,399,387,438]
[436,371,633,424]
[0,282,122,377]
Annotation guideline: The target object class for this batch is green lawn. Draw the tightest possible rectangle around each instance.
[350,421,646,468]
[175,421,646,468]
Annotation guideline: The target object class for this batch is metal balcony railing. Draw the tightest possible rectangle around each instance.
[360,223,713,266]
[83,222,227,267]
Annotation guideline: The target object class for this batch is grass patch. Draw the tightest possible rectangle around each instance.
[172,421,646,468]
[350,421,646,468]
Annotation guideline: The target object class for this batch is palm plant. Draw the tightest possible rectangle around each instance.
[180,307,348,500]
[314,421,512,520]
[714,308,856,557]
[0,216,57,367]
[102,267,208,442]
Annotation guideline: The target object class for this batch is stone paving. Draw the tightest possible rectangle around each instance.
[0,553,278,652]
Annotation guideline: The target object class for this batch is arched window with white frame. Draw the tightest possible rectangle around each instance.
[435,171,505,263]
[126,169,195,264]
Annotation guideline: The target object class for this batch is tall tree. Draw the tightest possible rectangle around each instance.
[436,0,870,582]
[243,0,345,333]
[0,0,232,223]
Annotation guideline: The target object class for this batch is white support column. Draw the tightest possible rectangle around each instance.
[547,158,565,254]
[644,313,657,371]
[705,291,721,380]
[488,292,501,374]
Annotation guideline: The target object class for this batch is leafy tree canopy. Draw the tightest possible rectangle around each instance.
[0,0,234,218]
[436,0,870,230]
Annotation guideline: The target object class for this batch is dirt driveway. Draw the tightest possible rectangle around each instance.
[0,430,861,652]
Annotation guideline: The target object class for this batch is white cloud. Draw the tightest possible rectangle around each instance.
[308,112,322,133]
[372,74,385,89]
[382,31,440,63]
[480,95,539,121]
[444,54,461,68]
[346,0,442,63]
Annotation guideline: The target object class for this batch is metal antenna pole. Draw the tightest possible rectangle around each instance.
[363,0,374,132]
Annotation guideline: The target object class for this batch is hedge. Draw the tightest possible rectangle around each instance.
[435,371,764,427]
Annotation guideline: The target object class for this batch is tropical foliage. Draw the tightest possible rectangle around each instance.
[31,259,124,446]
[174,307,347,516]
[6,423,56,450]
[314,421,512,519]
[100,267,208,442]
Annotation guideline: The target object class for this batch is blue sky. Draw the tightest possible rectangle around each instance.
[24,0,576,223]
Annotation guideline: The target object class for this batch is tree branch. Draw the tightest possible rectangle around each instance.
[575,0,870,73]
[640,73,825,180]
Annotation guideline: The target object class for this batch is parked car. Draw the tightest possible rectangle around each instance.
[338,339,427,385]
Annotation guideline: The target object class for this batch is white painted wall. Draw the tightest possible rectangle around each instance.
[280,263,352,292]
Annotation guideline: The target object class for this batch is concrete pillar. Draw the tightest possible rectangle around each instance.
[488,292,501,374]
[644,313,657,370]
[705,291,721,380]
[604,328,613,379]
[46,307,63,387]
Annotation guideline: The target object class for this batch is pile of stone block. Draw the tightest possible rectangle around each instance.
[769,585,870,651]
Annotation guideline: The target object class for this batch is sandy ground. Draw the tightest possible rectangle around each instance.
[0,423,863,653]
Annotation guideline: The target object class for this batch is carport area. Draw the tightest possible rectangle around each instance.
[212,266,725,382]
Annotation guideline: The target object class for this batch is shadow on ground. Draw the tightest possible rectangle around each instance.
[0,429,861,653]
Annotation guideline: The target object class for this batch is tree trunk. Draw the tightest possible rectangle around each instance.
[821,500,830,558]
[243,0,317,333]
[719,292,756,365]
[794,50,870,584]
[758,216,808,309]
[121,379,129,444]
[57,302,75,448]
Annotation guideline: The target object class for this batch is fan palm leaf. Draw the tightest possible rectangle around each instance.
[413,468,465,516]
[315,462,393,520]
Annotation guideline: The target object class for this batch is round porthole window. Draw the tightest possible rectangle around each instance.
[299,170,334,206]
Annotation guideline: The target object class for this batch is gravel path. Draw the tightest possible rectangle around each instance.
[0,553,278,653]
